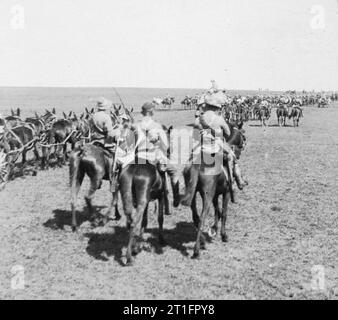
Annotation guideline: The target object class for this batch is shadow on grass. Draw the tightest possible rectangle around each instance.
[43,206,107,230]
[84,221,212,265]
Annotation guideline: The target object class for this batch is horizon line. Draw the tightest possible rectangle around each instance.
[0,85,335,92]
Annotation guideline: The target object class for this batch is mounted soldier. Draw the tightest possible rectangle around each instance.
[181,92,247,207]
[91,97,121,146]
[133,102,180,207]
[90,97,124,193]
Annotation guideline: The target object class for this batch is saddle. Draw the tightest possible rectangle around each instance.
[91,140,116,158]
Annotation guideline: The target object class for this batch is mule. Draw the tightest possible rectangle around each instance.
[5,108,23,129]
[276,106,288,126]
[41,112,80,169]
[258,106,271,127]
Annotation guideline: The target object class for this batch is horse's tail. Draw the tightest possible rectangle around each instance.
[181,164,199,207]
[69,149,84,191]
[69,147,86,231]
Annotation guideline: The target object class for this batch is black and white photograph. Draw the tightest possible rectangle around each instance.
[0,0,337,302]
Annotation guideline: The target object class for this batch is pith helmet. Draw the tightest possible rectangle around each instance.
[204,92,227,108]
[96,97,112,111]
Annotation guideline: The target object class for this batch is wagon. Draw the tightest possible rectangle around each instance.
[0,148,12,190]
[0,129,39,190]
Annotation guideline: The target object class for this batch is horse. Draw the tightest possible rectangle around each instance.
[276,105,289,126]
[288,106,303,127]
[118,125,173,265]
[181,121,246,259]
[69,111,136,232]
[153,97,175,109]
[69,144,122,231]
[162,97,175,109]
[258,106,271,127]
[41,112,81,169]
[181,97,192,110]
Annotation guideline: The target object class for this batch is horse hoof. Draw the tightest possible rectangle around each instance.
[208,227,217,238]
[132,245,141,256]
[222,234,228,243]
[125,259,134,267]
[191,252,200,260]
[72,226,77,233]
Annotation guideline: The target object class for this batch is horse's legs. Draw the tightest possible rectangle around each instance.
[158,196,165,245]
[119,176,135,264]
[140,204,148,237]
[221,191,230,242]
[126,184,149,265]
[105,192,121,222]
[33,145,40,161]
[62,143,67,164]
[41,147,50,170]
[210,196,221,237]
[192,187,215,259]
[21,150,26,167]
[85,174,101,217]
[70,154,85,232]
[126,202,146,265]
[191,192,206,251]
[191,194,199,228]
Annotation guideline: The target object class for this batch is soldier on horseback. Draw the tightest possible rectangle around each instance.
[91,98,121,144]
[134,102,180,207]
[181,92,247,206]
[90,97,125,191]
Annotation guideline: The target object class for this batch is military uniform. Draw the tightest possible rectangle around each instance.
[135,102,180,207]
[181,92,246,206]
[90,98,121,145]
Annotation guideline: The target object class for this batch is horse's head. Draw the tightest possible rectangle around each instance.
[227,121,246,159]
[43,109,57,125]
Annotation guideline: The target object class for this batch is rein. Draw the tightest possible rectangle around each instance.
[37,129,77,148]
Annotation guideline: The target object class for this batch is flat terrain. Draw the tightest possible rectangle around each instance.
[0,106,337,299]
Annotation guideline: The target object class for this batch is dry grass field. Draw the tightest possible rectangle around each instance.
[0,105,337,300]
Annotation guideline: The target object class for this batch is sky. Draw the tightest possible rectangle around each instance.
[0,0,337,90]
